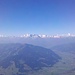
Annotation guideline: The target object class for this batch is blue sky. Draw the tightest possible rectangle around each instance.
[0,0,75,36]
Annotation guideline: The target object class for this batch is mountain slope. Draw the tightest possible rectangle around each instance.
[0,43,61,75]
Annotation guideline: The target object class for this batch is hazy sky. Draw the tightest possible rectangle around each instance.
[0,0,75,36]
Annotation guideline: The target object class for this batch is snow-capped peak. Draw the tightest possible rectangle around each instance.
[0,33,75,38]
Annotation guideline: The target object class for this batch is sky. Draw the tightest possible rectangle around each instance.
[0,0,75,36]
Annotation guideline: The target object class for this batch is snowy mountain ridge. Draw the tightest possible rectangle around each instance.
[0,33,75,38]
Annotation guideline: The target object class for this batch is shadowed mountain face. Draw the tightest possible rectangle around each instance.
[0,43,61,74]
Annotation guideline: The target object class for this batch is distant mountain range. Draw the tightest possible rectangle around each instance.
[0,43,61,75]
[52,43,75,53]
[0,35,75,48]
[0,33,75,38]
